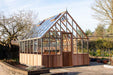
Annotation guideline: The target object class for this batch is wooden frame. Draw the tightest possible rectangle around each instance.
[19,11,89,67]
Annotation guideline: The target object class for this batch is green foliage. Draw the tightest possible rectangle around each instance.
[89,38,113,57]
[89,50,97,56]
[85,29,92,36]
[89,39,113,50]
[94,25,105,36]
[83,49,88,53]
[96,49,101,56]
[107,24,113,34]
[96,39,104,49]
[103,39,113,49]
[89,41,97,50]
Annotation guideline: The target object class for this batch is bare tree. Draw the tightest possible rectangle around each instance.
[94,24,105,36]
[0,10,38,47]
[92,0,113,33]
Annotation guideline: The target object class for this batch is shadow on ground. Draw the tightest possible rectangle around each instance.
[89,62,104,66]
[50,72,81,75]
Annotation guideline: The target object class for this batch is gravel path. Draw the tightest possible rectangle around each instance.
[50,62,113,75]
[0,68,7,75]
[1,62,113,75]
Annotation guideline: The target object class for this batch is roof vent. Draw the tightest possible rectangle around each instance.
[51,13,61,22]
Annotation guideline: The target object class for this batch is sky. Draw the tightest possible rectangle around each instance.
[0,0,99,32]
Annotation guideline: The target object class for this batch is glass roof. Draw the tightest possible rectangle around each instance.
[31,12,65,38]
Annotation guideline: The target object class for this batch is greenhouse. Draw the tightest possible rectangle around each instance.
[19,11,89,67]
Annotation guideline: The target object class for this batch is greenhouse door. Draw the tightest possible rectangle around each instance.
[62,33,72,66]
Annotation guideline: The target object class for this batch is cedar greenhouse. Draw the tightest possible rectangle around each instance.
[19,11,89,67]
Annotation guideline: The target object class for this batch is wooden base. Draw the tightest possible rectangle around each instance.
[19,53,89,67]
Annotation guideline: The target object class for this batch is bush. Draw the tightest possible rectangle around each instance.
[0,44,19,59]
[96,49,101,56]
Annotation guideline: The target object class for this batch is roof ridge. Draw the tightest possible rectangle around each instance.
[39,11,66,22]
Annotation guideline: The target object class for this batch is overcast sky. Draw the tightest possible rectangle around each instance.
[0,0,99,32]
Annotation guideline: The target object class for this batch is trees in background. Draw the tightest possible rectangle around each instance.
[0,10,38,59]
[94,24,105,36]
[0,10,38,47]
[85,29,92,36]
[89,39,113,57]
[92,0,113,34]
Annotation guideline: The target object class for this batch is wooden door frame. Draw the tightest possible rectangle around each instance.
[61,32,73,66]
[61,32,72,52]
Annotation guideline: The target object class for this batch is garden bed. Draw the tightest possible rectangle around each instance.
[0,60,49,75]
[90,57,109,64]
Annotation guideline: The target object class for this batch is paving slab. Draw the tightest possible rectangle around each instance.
[50,62,113,75]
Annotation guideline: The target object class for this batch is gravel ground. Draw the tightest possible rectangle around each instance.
[1,62,113,75]
[0,68,7,75]
[50,62,113,75]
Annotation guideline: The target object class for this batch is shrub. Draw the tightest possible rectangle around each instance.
[96,49,101,56]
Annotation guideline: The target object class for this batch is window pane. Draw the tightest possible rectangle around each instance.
[38,39,41,54]
[43,38,49,54]
[25,41,27,53]
[34,39,38,52]
[30,40,33,53]
[78,40,82,53]
[73,39,77,54]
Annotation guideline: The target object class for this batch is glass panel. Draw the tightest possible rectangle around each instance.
[83,40,88,53]
[30,40,33,53]
[78,40,82,53]
[63,33,72,52]
[50,31,56,38]
[28,41,30,53]
[57,39,61,54]
[38,39,41,54]
[43,38,49,54]
[22,41,25,53]
[25,41,27,53]
[37,13,64,38]
[34,39,38,53]
[73,39,77,54]
[19,42,22,53]
[50,38,56,55]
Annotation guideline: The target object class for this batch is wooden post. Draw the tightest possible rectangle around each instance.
[30,40,31,54]
[41,39,43,55]
[33,40,34,54]
[49,30,50,55]
[55,24,57,55]
[72,20,73,54]
[37,39,38,53]
[87,39,89,54]
[27,40,29,65]
[81,33,84,54]
[24,41,25,53]
[26,41,28,53]
[76,25,78,54]
[19,41,20,53]
[60,19,62,55]
[66,11,67,32]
